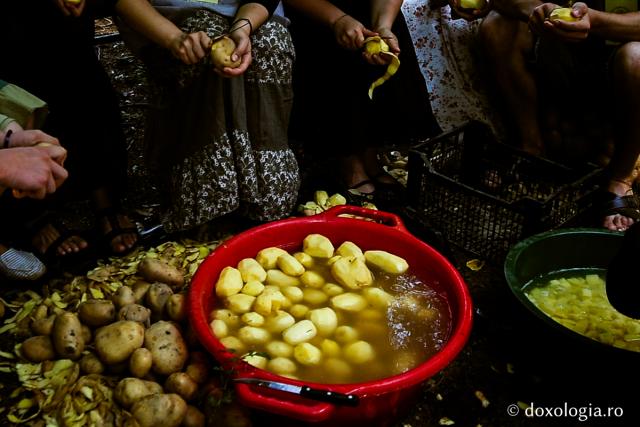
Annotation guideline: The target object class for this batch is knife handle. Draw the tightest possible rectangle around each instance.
[300,386,359,407]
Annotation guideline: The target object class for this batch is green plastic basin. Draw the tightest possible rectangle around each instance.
[504,227,627,352]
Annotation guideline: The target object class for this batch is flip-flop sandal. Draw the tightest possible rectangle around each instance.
[344,179,376,206]
[26,214,95,274]
[598,190,640,227]
[370,172,407,207]
[96,207,140,256]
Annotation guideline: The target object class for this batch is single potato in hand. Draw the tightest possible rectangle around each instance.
[211,36,241,69]
[549,7,579,21]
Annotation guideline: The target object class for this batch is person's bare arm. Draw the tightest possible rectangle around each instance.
[221,2,271,76]
[492,0,542,21]
[370,0,402,54]
[589,10,640,42]
[0,146,68,199]
[115,0,211,64]
[283,0,349,28]
[284,0,376,50]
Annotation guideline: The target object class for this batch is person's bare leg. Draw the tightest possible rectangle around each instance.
[479,12,544,155]
[340,154,375,194]
[604,42,640,231]
[92,187,138,253]
[31,224,87,256]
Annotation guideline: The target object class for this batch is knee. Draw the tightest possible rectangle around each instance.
[612,42,640,82]
[478,12,527,59]
[477,12,502,55]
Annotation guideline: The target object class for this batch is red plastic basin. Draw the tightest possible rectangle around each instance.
[189,206,473,426]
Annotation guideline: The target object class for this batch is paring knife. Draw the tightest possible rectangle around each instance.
[233,378,360,407]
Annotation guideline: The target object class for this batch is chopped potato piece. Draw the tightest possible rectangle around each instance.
[322,283,344,297]
[282,286,304,303]
[241,312,265,327]
[331,256,373,290]
[331,293,368,312]
[308,307,338,336]
[334,325,358,343]
[303,288,329,306]
[303,234,334,258]
[283,320,317,345]
[210,319,229,338]
[226,294,256,314]
[265,340,294,358]
[277,253,306,277]
[301,271,326,288]
[256,247,288,270]
[289,304,310,319]
[364,250,409,274]
[238,326,271,345]
[237,258,267,283]
[336,241,365,260]
[241,280,265,297]
[264,311,296,333]
[268,357,298,375]
[266,269,301,288]
[242,353,268,369]
[343,340,375,364]
[219,336,246,354]
[293,252,315,269]
[362,287,395,310]
[294,343,322,365]
[320,339,341,358]
[216,266,244,297]
[210,309,240,328]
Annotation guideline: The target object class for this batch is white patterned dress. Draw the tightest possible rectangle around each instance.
[401,1,504,139]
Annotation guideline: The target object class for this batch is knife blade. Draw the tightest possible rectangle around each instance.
[233,378,359,407]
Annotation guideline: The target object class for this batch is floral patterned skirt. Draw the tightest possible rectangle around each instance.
[401,2,504,139]
[140,10,300,233]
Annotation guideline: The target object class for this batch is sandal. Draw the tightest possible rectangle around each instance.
[26,215,93,273]
[342,179,375,206]
[370,171,407,208]
[598,190,640,231]
[96,207,139,256]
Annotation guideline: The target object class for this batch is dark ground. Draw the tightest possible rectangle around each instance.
[1,20,639,427]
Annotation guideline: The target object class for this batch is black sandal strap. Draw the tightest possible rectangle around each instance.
[600,192,640,221]
[96,207,139,254]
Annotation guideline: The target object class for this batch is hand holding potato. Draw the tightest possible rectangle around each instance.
[168,31,212,65]
[215,22,252,77]
[362,27,399,66]
[529,2,590,41]
[449,0,491,22]
[332,14,377,51]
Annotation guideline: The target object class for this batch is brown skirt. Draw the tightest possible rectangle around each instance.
[140,9,299,233]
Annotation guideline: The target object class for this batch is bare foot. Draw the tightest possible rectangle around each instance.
[32,223,88,256]
[99,213,138,254]
[603,179,636,232]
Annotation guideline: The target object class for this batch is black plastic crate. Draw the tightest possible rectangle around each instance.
[407,121,604,262]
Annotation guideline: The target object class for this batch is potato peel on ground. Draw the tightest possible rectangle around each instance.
[1,238,221,425]
[465,259,485,271]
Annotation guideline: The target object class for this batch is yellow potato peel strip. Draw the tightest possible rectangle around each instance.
[364,36,400,99]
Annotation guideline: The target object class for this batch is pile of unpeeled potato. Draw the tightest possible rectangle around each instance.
[6,244,250,427]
